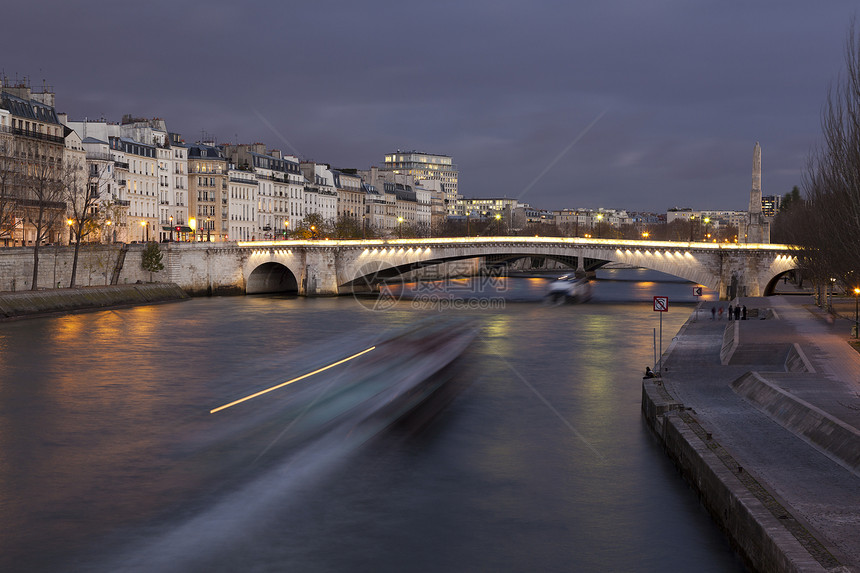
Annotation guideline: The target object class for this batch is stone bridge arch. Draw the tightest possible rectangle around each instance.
[242,248,304,294]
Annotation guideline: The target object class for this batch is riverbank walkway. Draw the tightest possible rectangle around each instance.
[660,294,860,571]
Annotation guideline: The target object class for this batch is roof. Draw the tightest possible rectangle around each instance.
[0,91,59,124]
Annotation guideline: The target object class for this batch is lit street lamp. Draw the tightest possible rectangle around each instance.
[284,219,289,239]
[595,213,603,238]
[169,215,174,241]
[397,216,404,238]
[189,217,197,241]
[494,212,502,235]
[140,220,148,242]
[703,217,710,241]
[854,287,859,339]
[66,218,74,244]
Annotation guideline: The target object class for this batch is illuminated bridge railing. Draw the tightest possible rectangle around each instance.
[237,236,794,252]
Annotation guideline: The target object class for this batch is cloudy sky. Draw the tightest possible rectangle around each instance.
[3,1,856,211]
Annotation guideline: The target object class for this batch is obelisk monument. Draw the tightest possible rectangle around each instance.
[745,142,768,243]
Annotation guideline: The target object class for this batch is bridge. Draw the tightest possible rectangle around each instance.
[155,237,796,300]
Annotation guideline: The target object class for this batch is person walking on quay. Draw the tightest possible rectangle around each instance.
[734,305,741,320]
[711,306,716,320]
[728,304,734,321]
[718,306,724,319]
[742,305,747,320]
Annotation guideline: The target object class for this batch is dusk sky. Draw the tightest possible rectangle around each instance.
[3,1,856,211]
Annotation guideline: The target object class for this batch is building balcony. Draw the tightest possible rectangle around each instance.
[0,125,65,144]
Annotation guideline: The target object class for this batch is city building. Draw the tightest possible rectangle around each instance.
[382,151,458,213]
[227,166,257,241]
[187,143,227,241]
[300,161,338,224]
[761,194,781,217]
[0,82,67,246]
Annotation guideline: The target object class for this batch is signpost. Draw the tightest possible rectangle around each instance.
[653,296,668,375]
[692,286,702,321]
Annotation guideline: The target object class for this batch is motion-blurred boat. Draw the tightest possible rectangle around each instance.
[209,316,479,453]
[546,274,592,303]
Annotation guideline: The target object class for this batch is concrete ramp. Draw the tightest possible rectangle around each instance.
[731,372,860,475]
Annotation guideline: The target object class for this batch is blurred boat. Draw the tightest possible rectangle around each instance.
[546,274,592,303]
[209,316,479,454]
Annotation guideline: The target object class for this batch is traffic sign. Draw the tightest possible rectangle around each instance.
[693,286,703,297]
[653,296,669,312]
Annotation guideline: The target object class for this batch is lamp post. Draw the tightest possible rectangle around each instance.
[703,217,710,242]
[397,216,404,238]
[105,219,112,244]
[595,213,603,238]
[189,217,197,242]
[310,225,316,240]
[66,218,74,245]
[140,220,148,242]
[169,215,174,242]
[206,217,211,242]
[494,212,502,235]
[284,219,289,239]
[854,287,859,339]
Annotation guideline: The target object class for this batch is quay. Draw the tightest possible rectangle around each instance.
[643,295,860,572]
[0,283,189,320]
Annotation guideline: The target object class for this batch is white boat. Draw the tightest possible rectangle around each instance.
[546,274,592,303]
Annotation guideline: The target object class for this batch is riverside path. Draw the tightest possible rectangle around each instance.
[645,294,860,572]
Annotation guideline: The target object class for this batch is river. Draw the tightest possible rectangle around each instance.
[0,270,745,572]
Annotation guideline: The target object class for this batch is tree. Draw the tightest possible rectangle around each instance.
[141,241,164,282]
[332,214,364,239]
[62,157,106,288]
[290,212,330,239]
[26,157,65,290]
[0,140,21,246]
[796,20,860,291]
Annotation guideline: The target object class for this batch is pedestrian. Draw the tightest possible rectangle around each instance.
[711,306,716,320]
[742,305,747,320]
[728,304,734,321]
[718,306,724,319]
[735,306,741,320]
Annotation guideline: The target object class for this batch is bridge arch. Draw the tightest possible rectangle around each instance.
[246,261,299,294]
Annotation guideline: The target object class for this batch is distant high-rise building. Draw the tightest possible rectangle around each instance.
[383,151,458,213]
[761,194,781,217]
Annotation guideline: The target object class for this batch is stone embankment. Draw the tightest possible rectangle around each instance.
[0,283,189,320]
[642,296,860,573]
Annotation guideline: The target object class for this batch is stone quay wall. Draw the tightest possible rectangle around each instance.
[0,283,189,320]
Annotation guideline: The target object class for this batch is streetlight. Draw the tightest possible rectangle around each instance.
[397,216,404,238]
[284,220,289,239]
[105,219,113,244]
[169,215,174,242]
[140,220,148,242]
[494,212,502,235]
[703,217,710,242]
[66,218,74,244]
[854,287,859,339]
[641,231,650,239]
[189,217,197,241]
[206,217,211,242]
[595,213,603,238]
[310,225,316,239]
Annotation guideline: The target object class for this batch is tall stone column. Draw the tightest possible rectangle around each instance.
[745,142,767,243]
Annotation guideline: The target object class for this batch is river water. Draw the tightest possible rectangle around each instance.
[0,271,745,572]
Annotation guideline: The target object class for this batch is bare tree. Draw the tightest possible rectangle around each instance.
[62,157,108,287]
[0,140,21,246]
[800,20,860,290]
[25,157,65,289]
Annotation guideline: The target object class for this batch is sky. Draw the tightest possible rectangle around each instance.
[2,1,856,211]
